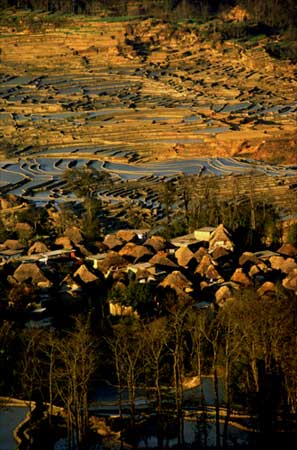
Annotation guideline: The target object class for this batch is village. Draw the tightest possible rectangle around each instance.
[0,188,297,449]
[0,191,296,326]
[0,1,297,448]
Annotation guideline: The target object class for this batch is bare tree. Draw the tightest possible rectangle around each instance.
[54,317,96,449]
[107,319,145,441]
[143,317,170,414]
[199,309,221,448]
[217,305,246,446]
[20,329,45,415]
[167,305,190,448]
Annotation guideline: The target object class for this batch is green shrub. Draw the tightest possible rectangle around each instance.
[265,41,297,64]
[287,223,297,246]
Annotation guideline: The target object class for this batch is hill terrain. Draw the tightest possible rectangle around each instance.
[0,9,296,165]
[0,8,297,448]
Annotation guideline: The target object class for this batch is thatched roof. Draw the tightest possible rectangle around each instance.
[277,243,297,257]
[103,234,124,251]
[158,271,194,304]
[209,224,234,253]
[0,239,24,250]
[231,268,252,287]
[116,229,138,243]
[257,281,276,297]
[73,264,99,284]
[211,246,231,261]
[28,241,49,255]
[144,235,168,253]
[119,242,137,260]
[55,236,73,249]
[194,246,208,263]
[282,269,297,292]
[205,264,224,282]
[12,263,52,287]
[195,254,213,277]
[269,255,297,274]
[215,284,236,306]
[64,226,84,244]
[60,274,81,292]
[239,251,260,268]
[160,271,193,293]
[175,246,197,269]
[248,261,270,279]
[149,251,179,269]
[134,245,154,263]
[98,251,128,274]
[119,243,153,262]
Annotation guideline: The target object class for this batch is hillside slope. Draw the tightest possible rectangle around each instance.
[0,11,296,164]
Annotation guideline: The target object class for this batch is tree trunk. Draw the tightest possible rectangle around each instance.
[48,343,53,426]
[251,357,260,392]
[214,366,221,449]
[223,342,231,447]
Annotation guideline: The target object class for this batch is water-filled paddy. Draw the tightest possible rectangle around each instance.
[0,156,296,203]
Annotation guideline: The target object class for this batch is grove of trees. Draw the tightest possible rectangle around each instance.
[1,1,296,33]
[62,167,112,240]
[158,173,283,251]
[1,282,296,448]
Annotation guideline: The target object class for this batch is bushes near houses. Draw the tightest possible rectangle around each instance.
[287,223,297,246]
[265,40,297,64]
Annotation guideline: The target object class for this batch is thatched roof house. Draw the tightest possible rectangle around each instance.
[28,241,49,255]
[277,243,297,257]
[282,269,297,293]
[116,229,138,243]
[175,246,197,269]
[63,226,84,244]
[230,268,252,287]
[209,224,234,253]
[195,254,224,282]
[269,255,297,274]
[158,270,194,304]
[160,271,193,294]
[119,243,153,263]
[149,251,179,271]
[12,262,52,288]
[144,235,168,253]
[117,229,149,243]
[239,251,260,268]
[73,264,101,285]
[103,234,124,251]
[55,236,73,249]
[98,251,128,275]
[0,239,24,250]
[215,282,238,306]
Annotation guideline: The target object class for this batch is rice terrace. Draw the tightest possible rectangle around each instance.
[0,5,297,219]
[1,2,297,450]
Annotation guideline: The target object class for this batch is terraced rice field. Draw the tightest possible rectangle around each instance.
[0,15,296,210]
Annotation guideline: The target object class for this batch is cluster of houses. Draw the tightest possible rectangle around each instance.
[1,212,297,325]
